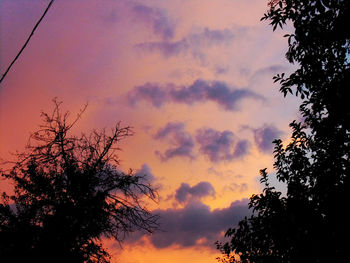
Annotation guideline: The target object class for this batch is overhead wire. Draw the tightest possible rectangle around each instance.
[0,0,55,84]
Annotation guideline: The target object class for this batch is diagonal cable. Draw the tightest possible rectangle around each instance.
[0,0,55,85]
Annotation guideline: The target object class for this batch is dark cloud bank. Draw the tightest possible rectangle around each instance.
[150,199,249,248]
[128,79,264,111]
[126,182,250,249]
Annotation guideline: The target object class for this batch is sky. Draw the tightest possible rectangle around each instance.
[0,0,299,262]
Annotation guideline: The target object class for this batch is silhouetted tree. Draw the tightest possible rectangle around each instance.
[0,99,158,263]
[217,0,350,262]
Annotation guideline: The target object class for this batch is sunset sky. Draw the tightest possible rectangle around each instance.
[0,1,300,262]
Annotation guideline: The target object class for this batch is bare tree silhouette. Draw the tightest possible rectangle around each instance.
[0,99,159,262]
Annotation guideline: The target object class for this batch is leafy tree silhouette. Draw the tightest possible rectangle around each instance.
[0,99,158,263]
[217,0,350,262]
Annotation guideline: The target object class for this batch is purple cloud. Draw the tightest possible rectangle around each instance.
[154,122,185,139]
[175,182,215,203]
[134,163,156,183]
[134,199,249,248]
[171,79,262,111]
[129,164,157,196]
[137,40,187,57]
[132,4,175,40]
[254,124,283,153]
[136,27,234,57]
[196,128,250,162]
[127,82,169,107]
[127,79,263,111]
[154,122,195,161]
[196,27,234,44]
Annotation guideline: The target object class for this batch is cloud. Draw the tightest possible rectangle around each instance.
[253,124,283,153]
[137,41,187,57]
[154,122,195,161]
[136,27,234,58]
[127,82,169,108]
[134,163,156,183]
[143,199,249,248]
[118,164,158,196]
[175,182,215,203]
[127,79,264,111]
[195,128,250,162]
[226,183,248,193]
[249,64,286,82]
[154,122,185,139]
[169,79,260,111]
[132,4,175,40]
[152,124,251,163]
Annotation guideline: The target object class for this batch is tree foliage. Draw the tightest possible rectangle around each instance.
[217,0,350,262]
[0,100,158,263]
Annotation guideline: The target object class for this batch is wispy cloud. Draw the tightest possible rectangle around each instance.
[127,79,264,111]
[250,65,286,81]
[132,4,175,40]
[226,182,248,193]
[136,27,234,59]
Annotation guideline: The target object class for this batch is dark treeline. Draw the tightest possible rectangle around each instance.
[217,0,350,262]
